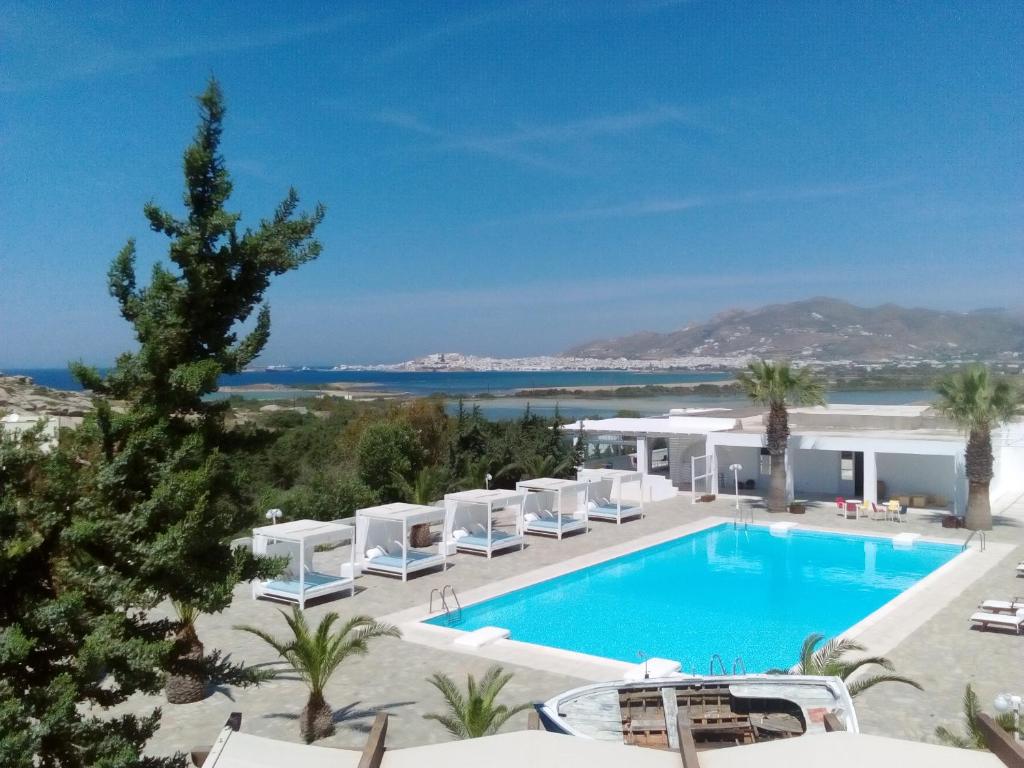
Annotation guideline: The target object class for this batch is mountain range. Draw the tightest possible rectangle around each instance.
[564,298,1024,362]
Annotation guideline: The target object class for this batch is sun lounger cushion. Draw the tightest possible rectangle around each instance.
[366,549,440,569]
[526,518,567,530]
[264,570,346,594]
[458,530,517,549]
[589,504,641,518]
[980,599,1024,614]
[970,611,1024,633]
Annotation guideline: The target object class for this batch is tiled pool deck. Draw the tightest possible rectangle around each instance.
[121,492,1024,756]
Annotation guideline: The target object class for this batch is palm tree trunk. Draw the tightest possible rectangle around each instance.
[964,428,993,531]
[300,691,335,743]
[165,627,206,704]
[768,451,788,513]
[964,481,992,531]
[410,523,432,548]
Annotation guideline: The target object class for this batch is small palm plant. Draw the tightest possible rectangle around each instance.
[769,633,922,697]
[935,684,1019,749]
[236,607,401,743]
[423,665,532,739]
[166,600,206,704]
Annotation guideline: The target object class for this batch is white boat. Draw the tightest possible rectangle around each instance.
[538,675,858,751]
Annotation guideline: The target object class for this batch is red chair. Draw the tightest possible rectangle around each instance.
[836,497,846,516]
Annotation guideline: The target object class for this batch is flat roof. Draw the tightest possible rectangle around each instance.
[250,519,353,543]
[444,489,526,505]
[789,404,933,418]
[516,477,589,491]
[564,416,739,436]
[356,502,445,522]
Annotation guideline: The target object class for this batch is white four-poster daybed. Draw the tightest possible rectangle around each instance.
[515,477,590,538]
[577,468,645,524]
[251,519,356,609]
[355,502,449,582]
[444,489,526,558]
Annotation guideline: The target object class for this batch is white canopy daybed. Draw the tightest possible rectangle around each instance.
[444,489,526,558]
[251,519,356,609]
[515,477,590,539]
[577,468,645,524]
[355,503,448,582]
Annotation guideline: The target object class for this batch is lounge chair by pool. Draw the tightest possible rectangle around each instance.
[969,611,1024,634]
[979,598,1024,614]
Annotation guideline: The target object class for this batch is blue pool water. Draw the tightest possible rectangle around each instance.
[427,524,959,671]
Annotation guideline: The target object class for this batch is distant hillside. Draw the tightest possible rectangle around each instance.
[564,298,1024,362]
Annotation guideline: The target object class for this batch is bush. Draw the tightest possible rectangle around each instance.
[357,421,422,501]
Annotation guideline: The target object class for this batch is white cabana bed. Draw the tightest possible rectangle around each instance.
[577,468,645,524]
[251,519,356,609]
[444,489,526,558]
[515,477,590,538]
[355,503,448,582]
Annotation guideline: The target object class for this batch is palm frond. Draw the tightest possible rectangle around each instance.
[846,673,923,697]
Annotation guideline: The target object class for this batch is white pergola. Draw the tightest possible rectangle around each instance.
[355,502,448,582]
[515,477,590,538]
[576,468,645,523]
[444,489,526,558]
[251,519,355,609]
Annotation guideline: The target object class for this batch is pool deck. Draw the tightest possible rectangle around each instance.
[121,492,1024,757]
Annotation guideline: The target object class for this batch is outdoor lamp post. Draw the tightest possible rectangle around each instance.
[485,473,492,490]
[729,464,743,512]
[265,508,283,525]
[994,693,1022,741]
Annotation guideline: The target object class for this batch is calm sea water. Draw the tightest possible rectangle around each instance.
[3,368,934,420]
[426,523,959,671]
[4,367,728,396]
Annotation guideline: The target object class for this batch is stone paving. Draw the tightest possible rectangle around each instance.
[122,492,1024,758]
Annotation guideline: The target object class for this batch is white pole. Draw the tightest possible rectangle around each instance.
[729,464,743,515]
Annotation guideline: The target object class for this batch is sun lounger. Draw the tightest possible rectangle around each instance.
[523,508,587,538]
[364,547,445,578]
[969,611,1024,634]
[453,527,524,555]
[1017,561,1024,576]
[980,598,1024,614]
[587,500,643,524]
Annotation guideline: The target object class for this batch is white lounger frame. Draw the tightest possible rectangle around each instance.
[515,478,590,539]
[444,489,526,558]
[251,519,356,610]
[577,469,645,525]
[355,503,449,582]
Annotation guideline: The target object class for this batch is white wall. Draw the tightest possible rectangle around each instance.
[793,449,842,496]
[714,445,763,491]
[876,452,956,506]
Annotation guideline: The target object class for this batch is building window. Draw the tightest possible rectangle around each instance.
[840,451,855,481]
[759,447,771,476]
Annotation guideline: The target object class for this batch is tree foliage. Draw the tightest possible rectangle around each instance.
[0,79,323,767]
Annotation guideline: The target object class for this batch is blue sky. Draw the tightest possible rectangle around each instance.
[1,1,1021,367]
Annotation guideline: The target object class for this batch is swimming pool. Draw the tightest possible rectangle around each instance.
[425,524,960,671]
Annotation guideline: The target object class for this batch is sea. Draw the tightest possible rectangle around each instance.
[3,367,935,420]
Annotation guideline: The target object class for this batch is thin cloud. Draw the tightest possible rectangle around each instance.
[378,3,535,60]
[527,180,907,222]
[0,10,361,92]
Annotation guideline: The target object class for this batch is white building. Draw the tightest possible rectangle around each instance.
[566,405,1024,517]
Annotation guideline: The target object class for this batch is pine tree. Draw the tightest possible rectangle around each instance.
[0,80,324,767]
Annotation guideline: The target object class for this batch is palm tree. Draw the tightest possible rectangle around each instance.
[736,360,825,513]
[423,665,532,739]
[935,684,1019,749]
[393,465,449,547]
[236,607,401,743]
[769,633,921,697]
[935,366,1020,530]
[497,453,572,484]
[165,600,206,704]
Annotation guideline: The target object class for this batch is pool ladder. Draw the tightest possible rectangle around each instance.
[429,585,462,626]
[962,530,986,552]
[733,503,754,529]
[709,654,746,675]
